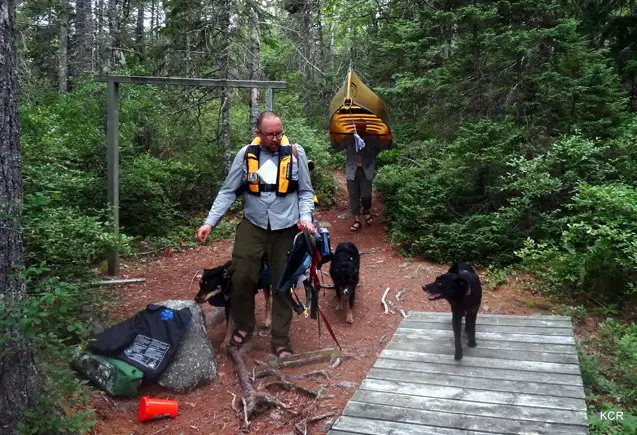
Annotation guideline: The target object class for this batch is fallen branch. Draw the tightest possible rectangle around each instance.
[101,394,120,412]
[400,309,407,319]
[256,360,319,398]
[187,270,202,295]
[294,370,330,380]
[150,425,169,435]
[395,289,404,301]
[227,390,239,413]
[264,380,319,397]
[93,278,146,285]
[294,408,336,434]
[381,287,390,314]
[228,346,296,428]
[255,347,342,377]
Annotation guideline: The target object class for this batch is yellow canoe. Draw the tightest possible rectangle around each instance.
[329,70,392,149]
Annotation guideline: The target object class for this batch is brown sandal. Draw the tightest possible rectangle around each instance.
[272,345,294,358]
[229,329,251,348]
[350,221,362,232]
[364,210,373,225]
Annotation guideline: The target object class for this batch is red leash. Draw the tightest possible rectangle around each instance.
[318,305,342,351]
[308,233,342,351]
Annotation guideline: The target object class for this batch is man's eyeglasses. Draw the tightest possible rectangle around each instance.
[258,130,284,139]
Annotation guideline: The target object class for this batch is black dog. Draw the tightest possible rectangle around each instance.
[194,260,271,346]
[329,242,360,324]
[422,263,482,360]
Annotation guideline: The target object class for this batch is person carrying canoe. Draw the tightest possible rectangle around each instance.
[333,122,379,232]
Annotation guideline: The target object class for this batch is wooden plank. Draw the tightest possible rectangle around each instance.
[106,81,120,276]
[352,390,587,425]
[359,378,586,411]
[368,367,585,399]
[394,328,576,345]
[400,320,574,336]
[330,415,493,435]
[381,349,581,374]
[342,401,588,434]
[407,312,571,321]
[390,334,577,354]
[405,313,572,328]
[95,75,287,89]
[374,358,583,387]
[386,341,580,364]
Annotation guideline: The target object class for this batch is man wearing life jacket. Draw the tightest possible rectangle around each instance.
[196,111,315,358]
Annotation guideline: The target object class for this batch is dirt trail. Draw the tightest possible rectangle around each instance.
[92,171,555,434]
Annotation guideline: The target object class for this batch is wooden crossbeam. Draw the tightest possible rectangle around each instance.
[95,75,287,89]
[98,74,286,275]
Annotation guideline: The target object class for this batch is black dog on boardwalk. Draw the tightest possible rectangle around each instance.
[329,242,360,324]
[194,260,271,345]
[422,263,482,360]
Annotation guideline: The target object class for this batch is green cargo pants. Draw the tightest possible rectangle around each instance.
[230,218,298,348]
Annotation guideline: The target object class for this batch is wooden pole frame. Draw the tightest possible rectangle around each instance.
[96,75,287,275]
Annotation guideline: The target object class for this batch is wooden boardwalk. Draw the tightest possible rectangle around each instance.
[329,312,588,434]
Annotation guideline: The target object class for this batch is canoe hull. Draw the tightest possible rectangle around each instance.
[329,71,392,149]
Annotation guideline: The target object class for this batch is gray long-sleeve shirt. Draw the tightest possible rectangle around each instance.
[204,144,315,230]
[332,135,379,181]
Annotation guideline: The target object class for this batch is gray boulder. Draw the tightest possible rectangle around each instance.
[156,300,217,392]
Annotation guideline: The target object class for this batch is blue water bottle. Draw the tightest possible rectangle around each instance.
[317,227,331,258]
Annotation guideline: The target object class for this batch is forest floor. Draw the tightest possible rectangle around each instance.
[91,170,569,435]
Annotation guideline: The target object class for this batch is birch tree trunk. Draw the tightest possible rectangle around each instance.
[249,7,261,137]
[220,4,232,173]
[0,1,40,431]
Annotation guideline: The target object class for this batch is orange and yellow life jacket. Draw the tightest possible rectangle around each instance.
[242,135,298,196]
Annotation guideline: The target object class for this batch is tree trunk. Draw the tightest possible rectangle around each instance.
[107,0,120,71]
[150,0,155,36]
[96,0,107,71]
[135,1,144,43]
[220,4,232,173]
[0,1,40,432]
[74,0,94,76]
[249,7,260,137]
[58,0,69,93]
[316,2,325,66]
[185,32,191,76]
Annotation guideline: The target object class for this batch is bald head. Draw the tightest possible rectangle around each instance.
[256,111,280,130]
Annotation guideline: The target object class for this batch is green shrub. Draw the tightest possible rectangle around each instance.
[517,183,637,303]
[22,193,129,277]
[584,319,637,434]
[1,267,102,433]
